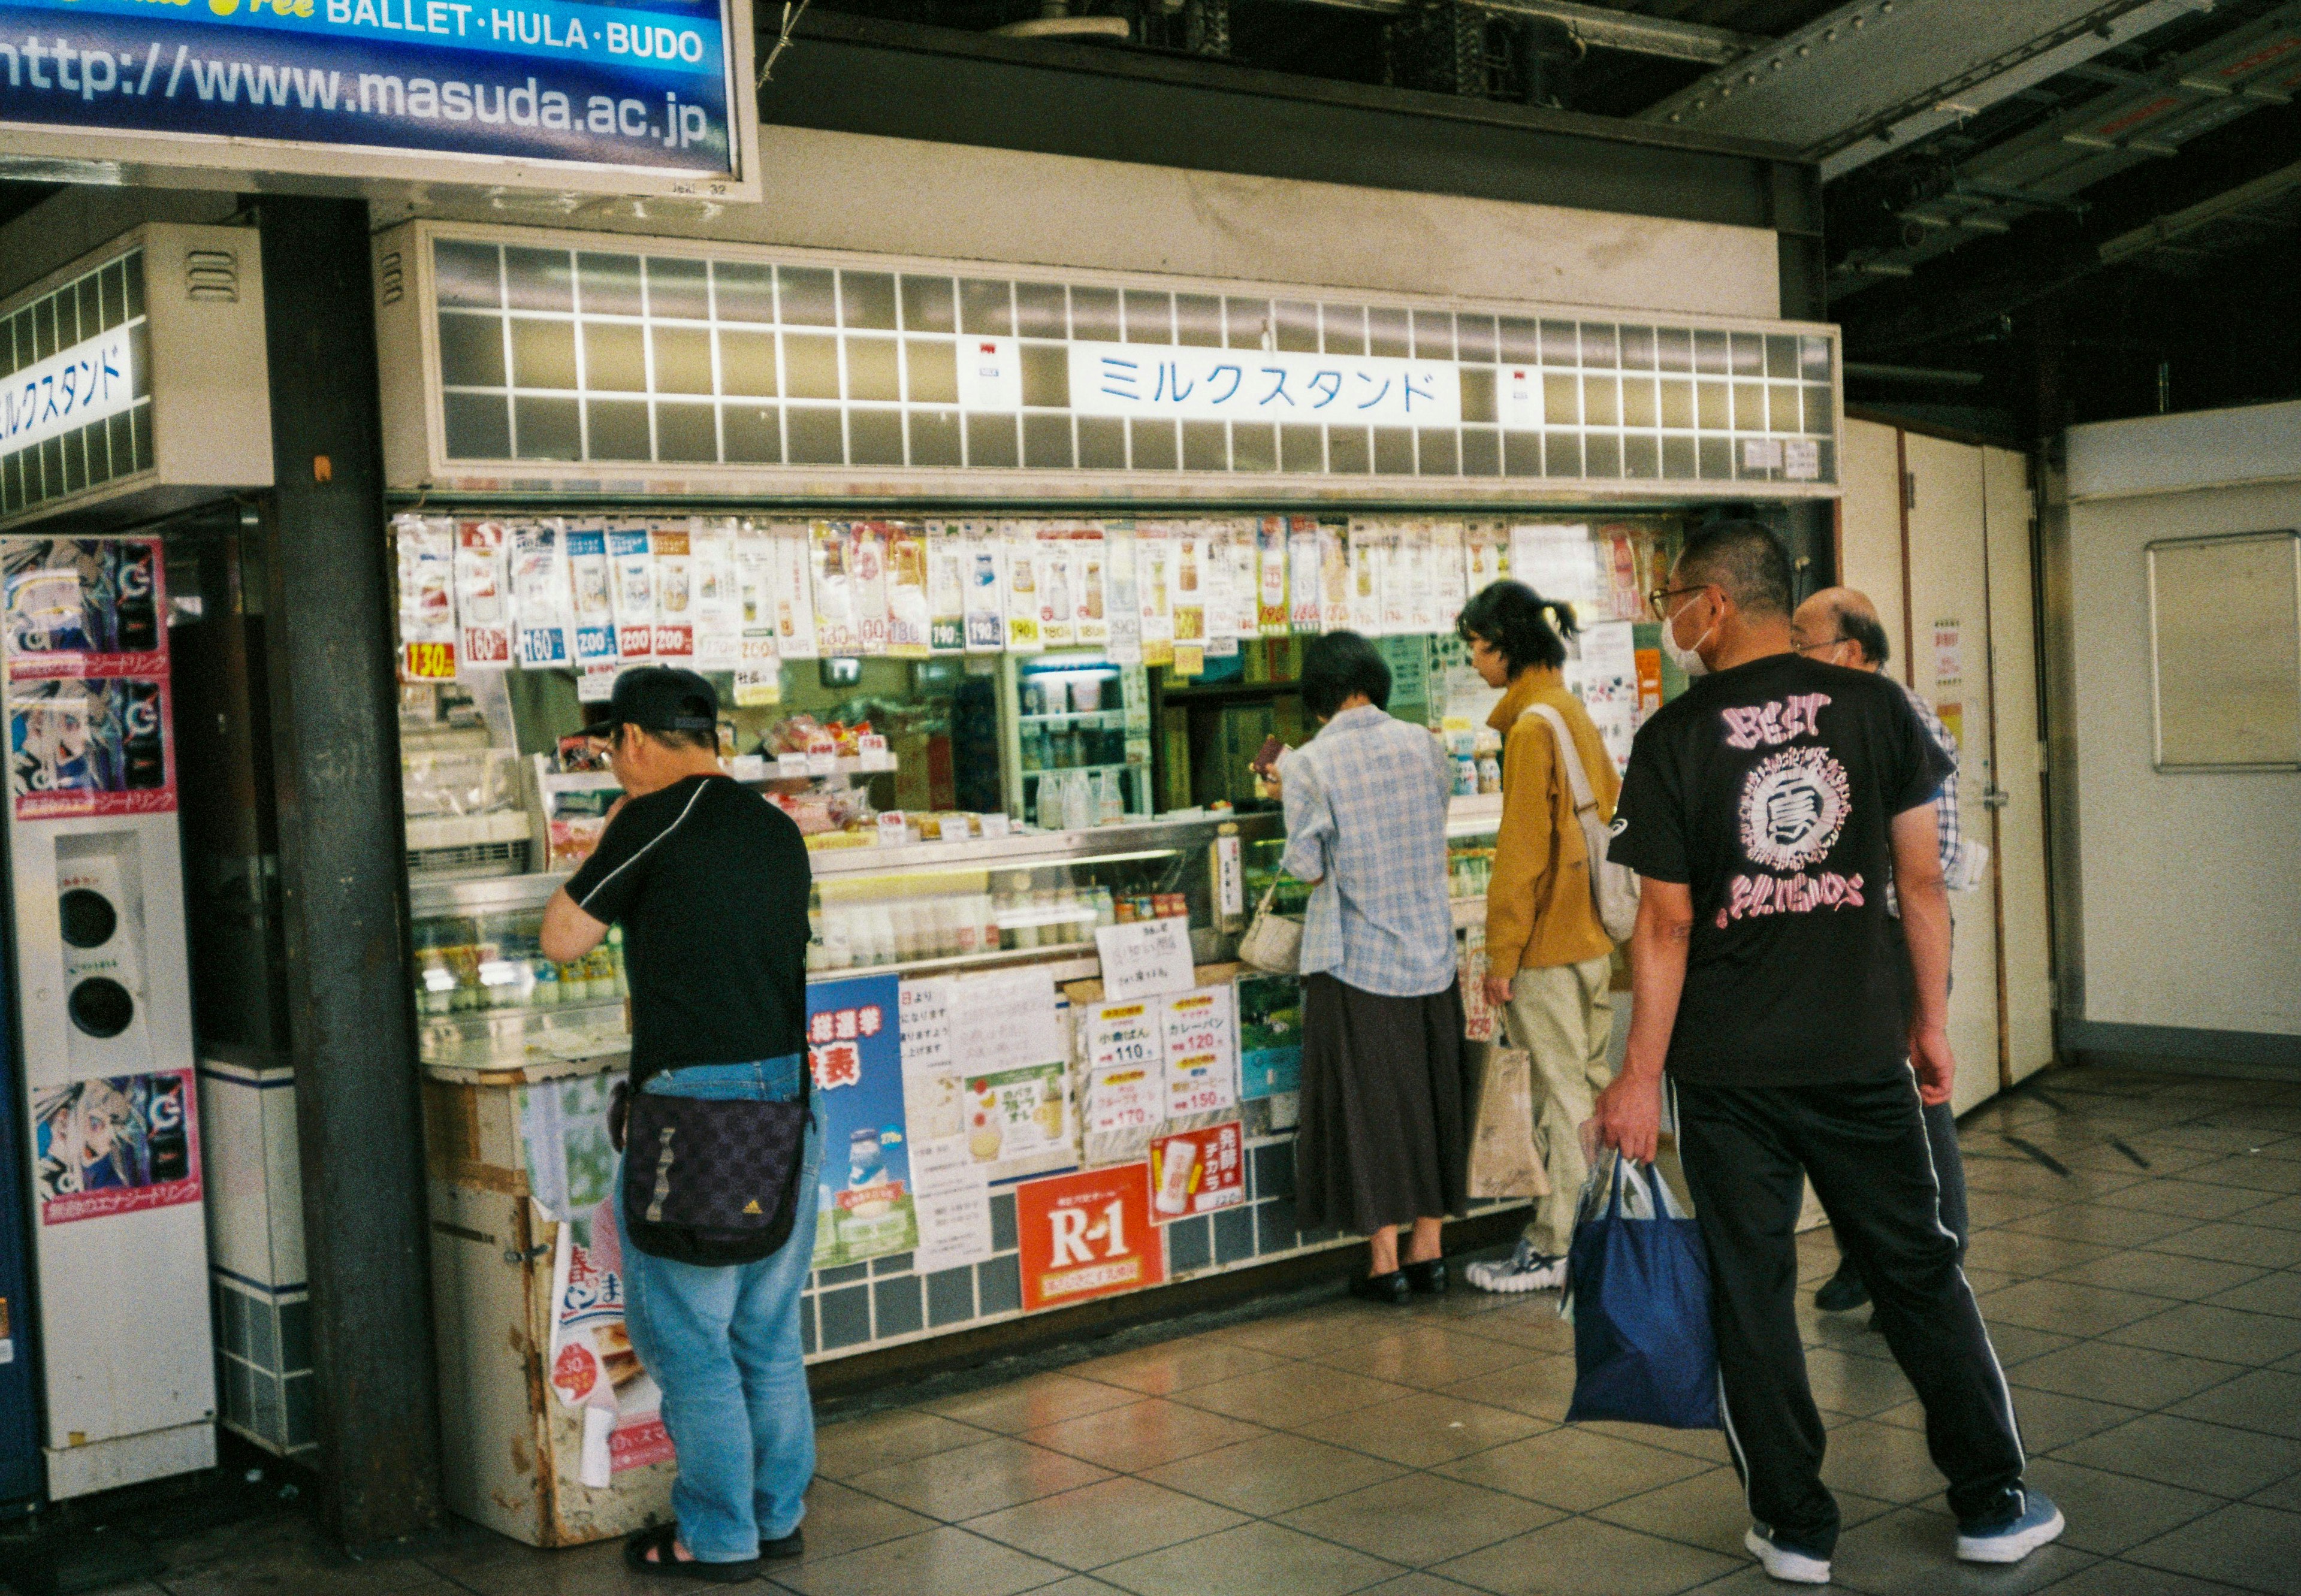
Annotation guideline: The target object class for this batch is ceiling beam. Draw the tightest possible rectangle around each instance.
[1254,0,1764,64]
[2098,155,2301,261]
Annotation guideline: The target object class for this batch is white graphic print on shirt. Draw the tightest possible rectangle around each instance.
[1717,699,1864,926]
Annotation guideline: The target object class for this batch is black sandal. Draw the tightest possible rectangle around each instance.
[622,1522,763,1583]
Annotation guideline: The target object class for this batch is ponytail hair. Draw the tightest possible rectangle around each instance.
[1457,581,1577,675]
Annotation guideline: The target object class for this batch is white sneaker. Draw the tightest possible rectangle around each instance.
[1464,1241,1566,1294]
[1744,1525,1831,1585]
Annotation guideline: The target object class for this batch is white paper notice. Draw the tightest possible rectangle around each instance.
[1094,919,1195,1001]
[1577,620,1641,775]
[901,976,999,1271]
[1161,986,1238,1119]
[1509,524,1596,613]
[950,966,1063,1077]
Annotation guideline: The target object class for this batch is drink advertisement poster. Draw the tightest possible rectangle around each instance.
[32,1069,202,1226]
[4,537,175,820]
[8,675,176,820]
[1017,1161,1164,1313]
[807,974,918,1269]
[1150,1121,1243,1223]
[1236,974,1303,1099]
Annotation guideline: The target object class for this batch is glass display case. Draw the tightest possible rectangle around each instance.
[1240,793,1502,932]
[1001,652,1153,827]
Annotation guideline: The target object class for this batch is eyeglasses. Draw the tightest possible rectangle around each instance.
[1793,637,1846,657]
[1647,585,1707,622]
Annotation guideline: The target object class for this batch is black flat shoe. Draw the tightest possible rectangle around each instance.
[1403,1258,1448,1295]
[1813,1268,1870,1313]
[761,1527,804,1561]
[1350,1269,1411,1305]
[623,1524,763,1583]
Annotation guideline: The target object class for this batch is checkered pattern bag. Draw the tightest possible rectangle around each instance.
[618,1079,811,1266]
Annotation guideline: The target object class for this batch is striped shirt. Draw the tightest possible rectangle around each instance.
[1278,705,1458,998]
[1889,678,1964,915]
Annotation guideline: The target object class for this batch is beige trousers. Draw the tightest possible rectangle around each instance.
[1503,956,1617,1258]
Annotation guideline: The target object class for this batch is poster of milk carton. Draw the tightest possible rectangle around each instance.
[807,973,918,1269]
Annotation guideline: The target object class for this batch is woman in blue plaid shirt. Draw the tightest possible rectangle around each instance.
[1276,631,1472,1305]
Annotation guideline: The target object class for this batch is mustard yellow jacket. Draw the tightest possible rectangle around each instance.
[1482,667,1621,979]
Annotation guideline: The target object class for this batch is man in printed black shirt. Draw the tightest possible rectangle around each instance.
[540,667,818,1582]
[1590,524,2061,1583]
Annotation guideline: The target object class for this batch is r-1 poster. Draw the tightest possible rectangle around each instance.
[807,973,919,1269]
[34,1069,201,1225]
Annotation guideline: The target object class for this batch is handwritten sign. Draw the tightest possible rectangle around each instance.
[1094,918,1194,1000]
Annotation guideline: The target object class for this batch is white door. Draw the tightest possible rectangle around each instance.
[1983,446,2057,1085]
[1898,433,2004,1116]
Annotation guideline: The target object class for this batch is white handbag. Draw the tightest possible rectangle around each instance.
[1527,702,1641,944]
[1237,876,1303,974]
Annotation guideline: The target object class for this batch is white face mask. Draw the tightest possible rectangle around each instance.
[1662,594,1715,678]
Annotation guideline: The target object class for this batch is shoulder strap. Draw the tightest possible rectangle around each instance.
[1526,702,1598,812]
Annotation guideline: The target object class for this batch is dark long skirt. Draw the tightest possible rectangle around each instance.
[1296,972,1472,1234]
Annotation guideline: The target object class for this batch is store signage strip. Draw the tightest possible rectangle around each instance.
[1058,341,1463,429]
[1,327,136,460]
[0,0,741,179]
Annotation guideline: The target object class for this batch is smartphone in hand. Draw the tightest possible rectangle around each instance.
[1251,736,1287,779]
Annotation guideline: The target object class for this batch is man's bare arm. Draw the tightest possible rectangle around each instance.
[1587,878,1693,1163]
[1891,802,1956,1106]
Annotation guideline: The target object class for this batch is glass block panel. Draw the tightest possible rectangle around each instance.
[959,279,1014,337]
[1014,283,1067,338]
[1697,380,1730,431]
[1734,382,1766,432]
[656,402,718,462]
[908,409,962,467]
[577,253,642,316]
[1581,324,1620,369]
[1539,320,1578,365]
[438,312,506,388]
[1078,415,1126,470]
[905,340,957,405]
[723,404,781,463]
[434,240,502,309]
[514,397,579,460]
[841,271,898,331]
[844,337,899,403]
[1019,344,1069,409]
[1544,433,1583,477]
[1802,336,1834,382]
[1274,301,1318,353]
[1327,426,1370,474]
[1416,429,1458,476]
[848,408,903,466]
[652,326,713,395]
[1366,306,1409,358]
[1412,310,1454,360]
[585,398,650,461]
[1457,314,1497,364]
[1698,436,1734,479]
[1124,290,1174,344]
[1461,428,1500,477]
[1583,374,1620,428]
[1620,326,1657,370]
[581,322,645,391]
[1182,419,1227,471]
[1805,385,1834,434]
[1070,287,1120,342]
[1586,434,1621,478]
[1279,424,1322,473]
[1321,305,1364,357]
[967,413,1019,468]
[1621,376,1657,430]
[719,330,777,397]
[1662,434,1698,478]
[1498,316,1539,365]
[1765,334,1798,379]
[1730,332,1766,376]
[1660,379,1695,431]
[1129,418,1177,470]
[1694,330,1731,375]
[1232,422,1277,473]
[1023,413,1075,468]
[443,392,509,458]
[647,257,709,321]
[1460,367,1496,425]
[1503,431,1542,477]
[1225,298,1269,350]
[900,275,956,334]
[780,267,837,327]
[787,405,845,464]
[1176,294,1222,348]
[782,334,839,401]
[713,262,774,324]
[502,246,572,312]
[1544,373,1579,426]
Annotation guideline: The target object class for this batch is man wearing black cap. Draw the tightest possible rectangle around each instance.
[540,667,817,1582]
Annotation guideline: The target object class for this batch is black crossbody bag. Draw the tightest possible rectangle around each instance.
[611,1065,813,1266]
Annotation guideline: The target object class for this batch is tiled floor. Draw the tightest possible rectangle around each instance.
[84,1063,2301,1595]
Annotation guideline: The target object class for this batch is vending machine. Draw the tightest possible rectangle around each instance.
[1,536,215,1499]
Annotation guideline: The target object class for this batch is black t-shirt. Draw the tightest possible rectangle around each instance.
[1608,652,1952,1087]
[564,774,813,1084]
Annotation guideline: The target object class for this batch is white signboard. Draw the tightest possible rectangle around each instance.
[1067,343,1462,429]
[1,327,137,458]
[1093,918,1195,1001]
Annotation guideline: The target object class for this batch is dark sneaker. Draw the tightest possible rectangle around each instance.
[1813,1267,1870,1313]
[1957,1491,2065,1564]
[1744,1524,1831,1584]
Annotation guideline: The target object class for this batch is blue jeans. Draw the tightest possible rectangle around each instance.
[620,1057,821,1562]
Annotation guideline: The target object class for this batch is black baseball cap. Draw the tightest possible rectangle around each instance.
[578,666,720,740]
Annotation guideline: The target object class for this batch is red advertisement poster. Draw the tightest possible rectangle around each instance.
[1017,1162,1164,1313]
[33,1069,203,1226]
[1150,1122,1245,1223]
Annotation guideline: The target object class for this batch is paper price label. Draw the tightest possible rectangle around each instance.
[776,752,811,779]
[403,641,455,681]
[1094,918,1194,1000]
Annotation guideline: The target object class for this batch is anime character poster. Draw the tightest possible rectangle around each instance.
[8,675,174,819]
[2,538,164,670]
[34,1070,203,1225]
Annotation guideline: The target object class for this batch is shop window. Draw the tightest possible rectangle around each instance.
[778,267,837,327]
[434,239,504,309]
[1733,382,1766,433]
[585,398,650,461]
[130,322,152,399]
[655,402,718,463]
[1621,375,1658,430]
[1623,434,1660,479]
[1657,325,1695,372]
[721,403,782,463]
[900,275,956,334]
[717,330,777,397]
[1731,332,1766,377]
[1014,282,1067,339]
[1663,434,1698,479]
[646,257,709,321]
[1544,373,1578,427]
[1539,319,1578,366]
[1659,379,1695,431]
[1022,413,1075,469]
[786,405,845,464]
[509,319,575,391]
[1767,383,1800,436]
[1174,293,1223,349]
[1129,418,1177,470]
[437,312,506,388]
[840,271,898,332]
[513,397,580,461]
[1457,314,1497,364]
[576,253,643,317]
[1232,422,1278,474]
[1498,316,1539,365]
[904,340,958,405]
[843,337,900,403]
[1122,290,1174,345]
[847,408,904,467]
[781,333,840,401]
[1805,385,1834,435]
[1697,436,1734,479]
[1412,310,1454,361]
[907,409,962,467]
[443,392,510,459]
[1620,325,1657,371]
[1077,415,1126,471]
[1374,427,1417,475]
[1581,323,1620,369]
[1697,380,1730,431]
[1019,344,1068,409]
[581,323,646,392]
[1694,329,1731,375]
[1802,336,1834,382]
[958,279,1014,337]
[712,262,775,324]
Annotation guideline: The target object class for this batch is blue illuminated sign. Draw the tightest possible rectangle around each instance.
[0,0,740,180]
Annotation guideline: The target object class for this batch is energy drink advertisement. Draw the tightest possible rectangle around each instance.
[2,538,173,819]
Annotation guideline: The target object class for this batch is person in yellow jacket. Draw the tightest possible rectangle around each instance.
[1455,581,1621,1293]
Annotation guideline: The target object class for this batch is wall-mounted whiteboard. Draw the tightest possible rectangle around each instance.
[2148,529,2301,771]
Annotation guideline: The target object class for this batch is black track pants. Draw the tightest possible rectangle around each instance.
[1675,1073,2028,1553]
[1832,1098,1969,1271]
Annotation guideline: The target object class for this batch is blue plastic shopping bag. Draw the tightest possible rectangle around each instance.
[1560,1152,1720,1429]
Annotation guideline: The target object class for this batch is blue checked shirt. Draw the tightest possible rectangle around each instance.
[1278,705,1459,998]
[1889,677,1964,916]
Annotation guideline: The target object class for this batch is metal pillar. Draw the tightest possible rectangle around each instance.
[256,195,444,1547]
